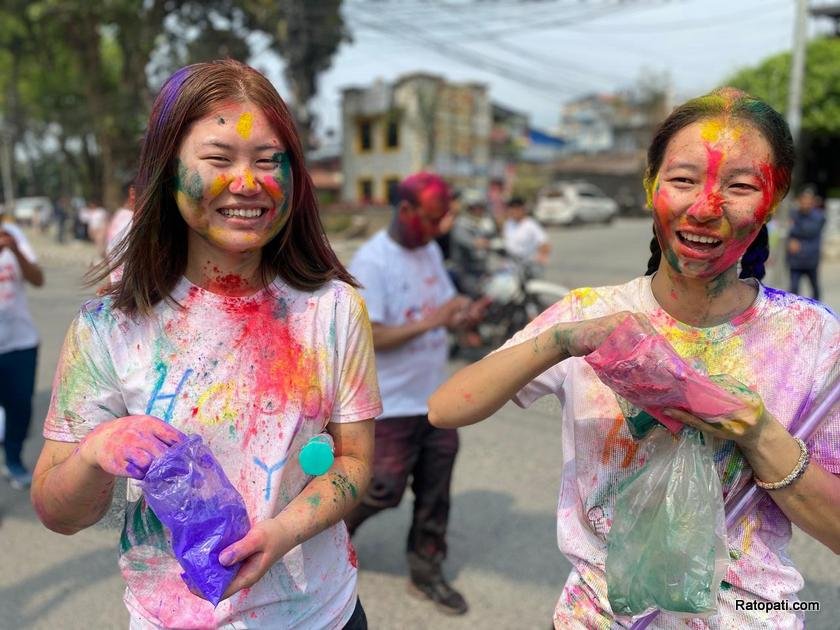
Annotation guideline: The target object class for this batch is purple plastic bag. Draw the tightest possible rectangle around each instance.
[141,434,250,605]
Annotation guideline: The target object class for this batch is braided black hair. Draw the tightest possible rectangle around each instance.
[738,224,769,280]
[645,227,660,276]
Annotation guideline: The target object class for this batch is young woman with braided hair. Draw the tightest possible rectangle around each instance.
[429,88,839,628]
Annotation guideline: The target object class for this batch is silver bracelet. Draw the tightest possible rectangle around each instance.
[754,437,810,491]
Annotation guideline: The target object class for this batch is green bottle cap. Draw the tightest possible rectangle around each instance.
[300,436,334,476]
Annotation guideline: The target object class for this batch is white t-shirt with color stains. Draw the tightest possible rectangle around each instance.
[44,277,382,629]
[0,222,39,354]
[502,275,838,629]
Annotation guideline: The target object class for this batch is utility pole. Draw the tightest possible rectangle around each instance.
[769,0,809,288]
[0,116,14,213]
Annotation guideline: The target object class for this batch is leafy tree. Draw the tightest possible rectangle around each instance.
[726,37,840,193]
[2,0,347,207]
[726,37,840,135]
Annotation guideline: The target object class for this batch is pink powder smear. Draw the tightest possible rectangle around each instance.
[585,315,744,433]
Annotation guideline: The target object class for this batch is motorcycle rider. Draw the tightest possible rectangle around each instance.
[449,189,496,298]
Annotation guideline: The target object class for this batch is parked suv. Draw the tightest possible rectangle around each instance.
[534,182,618,226]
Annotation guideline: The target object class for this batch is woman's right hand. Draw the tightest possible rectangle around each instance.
[78,416,186,479]
[555,311,654,358]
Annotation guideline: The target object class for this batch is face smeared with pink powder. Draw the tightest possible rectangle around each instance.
[650,118,778,279]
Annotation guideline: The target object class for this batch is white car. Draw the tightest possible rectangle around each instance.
[10,196,53,227]
[534,182,618,226]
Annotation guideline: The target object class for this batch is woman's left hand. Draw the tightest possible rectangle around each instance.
[217,518,293,601]
[664,374,773,447]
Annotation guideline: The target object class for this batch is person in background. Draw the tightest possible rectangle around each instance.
[0,207,45,489]
[502,195,551,270]
[53,196,69,244]
[449,189,496,298]
[344,172,478,616]
[786,185,826,301]
[106,181,135,255]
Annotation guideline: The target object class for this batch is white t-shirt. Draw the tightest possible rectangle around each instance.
[502,276,839,629]
[350,230,456,418]
[503,217,547,263]
[106,208,133,254]
[0,222,39,353]
[44,277,382,629]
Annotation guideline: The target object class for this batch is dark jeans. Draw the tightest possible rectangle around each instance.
[342,598,367,630]
[344,414,459,565]
[0,346,38,467]
[790,267,820,301]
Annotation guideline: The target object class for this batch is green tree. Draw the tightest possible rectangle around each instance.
[726,37,840,134]
[3,0,347,207]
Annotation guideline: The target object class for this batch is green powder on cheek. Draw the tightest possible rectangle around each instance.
[176,160,204,201]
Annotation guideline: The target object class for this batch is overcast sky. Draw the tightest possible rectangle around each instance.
[255,0,833,137]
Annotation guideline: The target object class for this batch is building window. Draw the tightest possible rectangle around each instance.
[358,178,374,202]
[384,118,399,149]
[384,177,400,205]
[357,119,373,152]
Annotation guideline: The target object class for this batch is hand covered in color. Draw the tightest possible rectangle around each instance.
[664,374,772,446]
[218,518,290,600]
[556,311,656,358]
[429,295,473,330]
[79,415,186,479]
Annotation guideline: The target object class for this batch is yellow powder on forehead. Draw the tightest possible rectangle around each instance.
[699,118,742,144]
[235,112,254,139]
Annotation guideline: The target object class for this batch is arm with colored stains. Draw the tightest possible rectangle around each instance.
[429,311,643,429]
[31,417,185,535]
[217,418,374,599]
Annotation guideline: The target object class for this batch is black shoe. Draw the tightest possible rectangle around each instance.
[407,573,468,615]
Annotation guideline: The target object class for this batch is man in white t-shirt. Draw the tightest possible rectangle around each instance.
[345,172,477,615]
[0,218,44,489]
[502,196,550,269]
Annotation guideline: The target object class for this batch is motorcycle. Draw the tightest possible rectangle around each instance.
[450,243,569,359]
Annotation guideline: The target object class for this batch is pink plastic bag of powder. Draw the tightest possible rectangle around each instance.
[584,315,744,433]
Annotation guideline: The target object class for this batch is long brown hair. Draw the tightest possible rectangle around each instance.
[91,59,356,315]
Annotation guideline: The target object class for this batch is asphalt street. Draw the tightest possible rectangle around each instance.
[0,218,837,629]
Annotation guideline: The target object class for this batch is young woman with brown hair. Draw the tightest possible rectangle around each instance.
[31,60,381,629]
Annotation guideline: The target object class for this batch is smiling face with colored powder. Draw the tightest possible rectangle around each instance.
[175,101,293,265]
[650,117,777,280]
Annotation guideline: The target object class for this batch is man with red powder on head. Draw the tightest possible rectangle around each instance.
[344,172,480,615]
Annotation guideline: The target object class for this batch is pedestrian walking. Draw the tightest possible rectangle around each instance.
[430,88,839,628]
[0,209,45,489]
[31,59,381,629]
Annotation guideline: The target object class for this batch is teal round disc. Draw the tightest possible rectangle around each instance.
[300,439,334,476]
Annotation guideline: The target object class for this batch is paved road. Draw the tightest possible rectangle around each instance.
[1,219,837,629]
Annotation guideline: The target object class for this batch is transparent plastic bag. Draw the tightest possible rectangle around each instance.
[606,427,728,616]
[141,434,250,605]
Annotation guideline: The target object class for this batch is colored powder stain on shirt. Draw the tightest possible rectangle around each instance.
[235,112,253,139]
[347,539,358,568]
[570,287,600,309]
